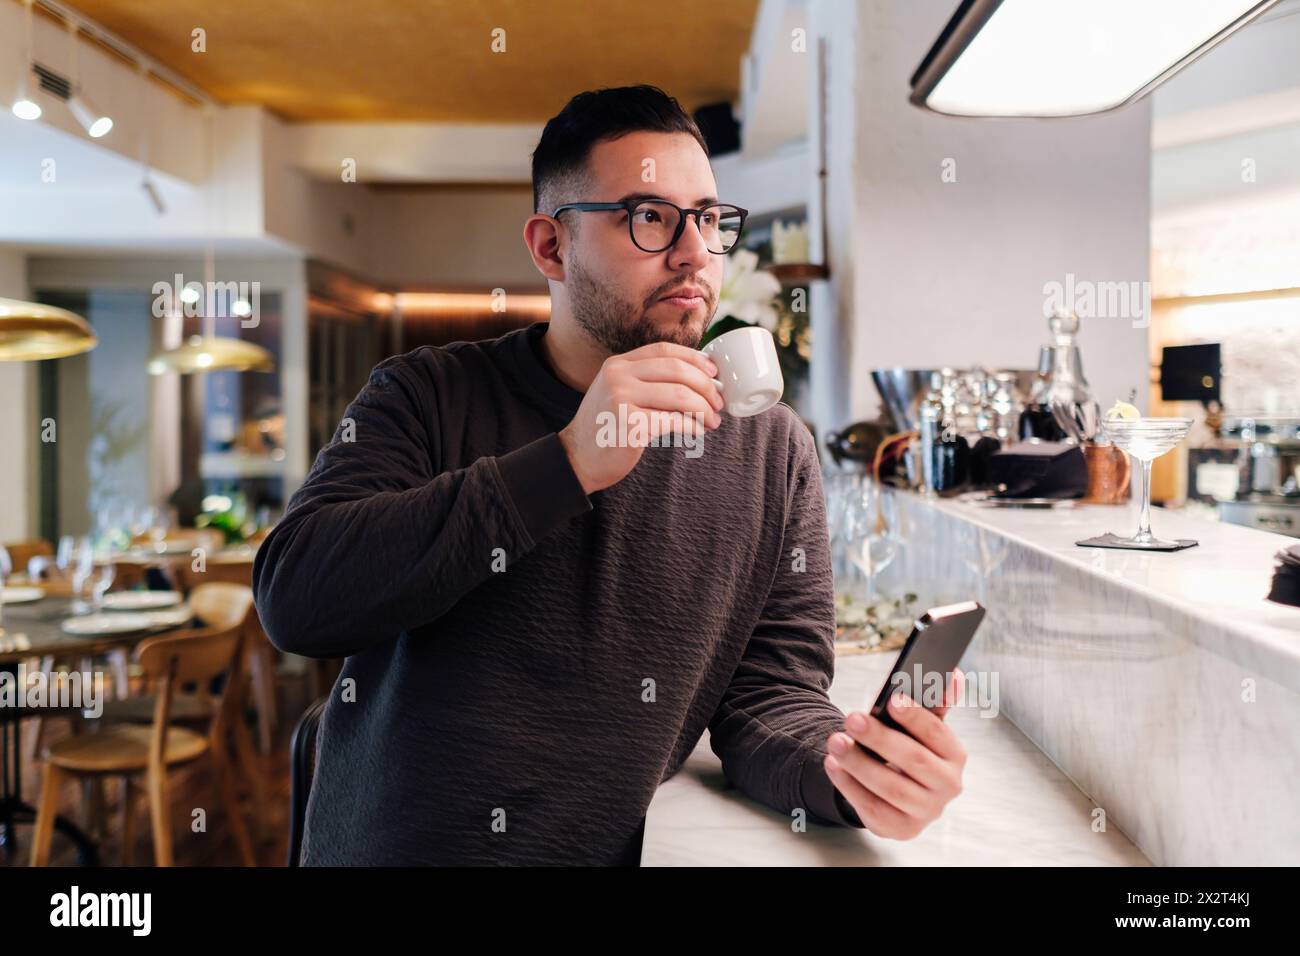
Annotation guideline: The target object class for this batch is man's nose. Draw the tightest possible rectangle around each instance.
[668,214,712,271]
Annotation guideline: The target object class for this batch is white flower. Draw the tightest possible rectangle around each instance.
[715,248,782,332]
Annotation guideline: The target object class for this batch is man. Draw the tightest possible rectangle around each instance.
[253,85,967,866]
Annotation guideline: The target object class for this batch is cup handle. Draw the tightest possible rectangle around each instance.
[1115,445,1131,497]
[710,377,728,417]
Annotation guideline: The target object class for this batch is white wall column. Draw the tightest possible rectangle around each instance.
[810,0,1153,427]
[0,246,36,542]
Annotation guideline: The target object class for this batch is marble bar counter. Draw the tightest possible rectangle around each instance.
[877,491,1300,866]
[642,493,1298,866]
[642,651,1150,866]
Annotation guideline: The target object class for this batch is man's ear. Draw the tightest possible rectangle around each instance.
[523,214,567,283]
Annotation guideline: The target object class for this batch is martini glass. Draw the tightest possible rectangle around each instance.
[1098,417,1193,548]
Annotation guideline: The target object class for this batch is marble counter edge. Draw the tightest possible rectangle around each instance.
[903,492,1300,690]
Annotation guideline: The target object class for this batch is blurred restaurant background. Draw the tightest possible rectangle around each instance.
[1,0,1299,867]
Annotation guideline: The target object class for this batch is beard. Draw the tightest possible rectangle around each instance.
[566,257,714,355]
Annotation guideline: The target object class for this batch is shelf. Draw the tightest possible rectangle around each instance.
[200,451,287,479]
[768,263,829,284]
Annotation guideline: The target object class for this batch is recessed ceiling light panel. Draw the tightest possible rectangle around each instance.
[911,0,1280,117]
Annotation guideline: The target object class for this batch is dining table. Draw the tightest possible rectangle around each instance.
[0,588,195,865]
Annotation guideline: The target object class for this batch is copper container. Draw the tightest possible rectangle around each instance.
[1082,443,1131,504]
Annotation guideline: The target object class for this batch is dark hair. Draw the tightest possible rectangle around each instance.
[531,85,709,215]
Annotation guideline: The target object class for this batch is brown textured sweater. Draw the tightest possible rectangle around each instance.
[252,319,863,866]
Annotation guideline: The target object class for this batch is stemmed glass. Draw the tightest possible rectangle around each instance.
[845,478,900,600]
[56,535,77,574]
[92,539,117,611]
[822,467,854,586]
[129,505,152,546]
[139,505,171,553]
[1098,417,1194,548]
[71,536,117,614]
[0,545,11,635]
[70,537,95,615]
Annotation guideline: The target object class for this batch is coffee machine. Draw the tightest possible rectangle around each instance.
[1216,414,1300,537]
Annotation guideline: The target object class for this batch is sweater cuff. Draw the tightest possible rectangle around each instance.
[493,432,592,548]
[800,748,866,828]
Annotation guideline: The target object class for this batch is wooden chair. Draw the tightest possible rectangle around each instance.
[188,581,253,630]
[173,563,279,755]
[1,538,53,575]
[154,528,226,559]
[287,697,328,867]
[29,609,257,867]
[189,584,273,832]
[96,583,271,845]
[171,555,253,590]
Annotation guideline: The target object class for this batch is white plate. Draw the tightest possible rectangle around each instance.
[141,604,194,628]
[152,539,198,554]
[61,613,154,636]
[102,590,182,611]
[124,541,195,558]
[1,586,46,604]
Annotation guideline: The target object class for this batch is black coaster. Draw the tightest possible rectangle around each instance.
[1076,532,1199,552]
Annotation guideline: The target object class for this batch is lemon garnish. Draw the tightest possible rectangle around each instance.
[1105,400,1140,420]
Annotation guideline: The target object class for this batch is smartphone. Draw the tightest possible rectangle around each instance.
[858,600,986,762]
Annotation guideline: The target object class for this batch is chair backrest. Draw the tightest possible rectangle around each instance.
[136,583,254,729]
[288,696,328,867]
[172,556,254,592]
[171,528,225,556]
[131,618,246,773]
[135,624,243,687]
[188,582,255,631]
[2,538,53,574]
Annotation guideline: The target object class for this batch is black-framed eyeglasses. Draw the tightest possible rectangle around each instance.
[551,199,748,254]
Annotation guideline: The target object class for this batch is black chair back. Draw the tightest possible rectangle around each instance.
[287,696,327,867]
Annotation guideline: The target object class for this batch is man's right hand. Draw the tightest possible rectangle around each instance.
[558,341,725,494]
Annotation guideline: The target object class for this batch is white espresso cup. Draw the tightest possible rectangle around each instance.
[702,325,784,418]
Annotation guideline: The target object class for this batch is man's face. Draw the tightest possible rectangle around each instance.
[559,131,726,355]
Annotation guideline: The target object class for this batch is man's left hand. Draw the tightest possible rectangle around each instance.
[822,669,967,840]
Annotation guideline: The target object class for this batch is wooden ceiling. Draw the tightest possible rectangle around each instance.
[56,0,761,122]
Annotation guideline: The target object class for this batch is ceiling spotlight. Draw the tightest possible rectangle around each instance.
[69,90,112,138]
[13,1,41,120]
[11,85,41,121]
[11,70,40,120]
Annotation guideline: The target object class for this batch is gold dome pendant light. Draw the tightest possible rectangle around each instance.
[1,3,97,362]
[0,297,97,361]
[146,107,274,377]
[147,335,273,375]
[147,286,276,375]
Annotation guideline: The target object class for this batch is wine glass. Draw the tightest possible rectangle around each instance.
[95,501,132,553]
[56,535,77,574]
[70,536,96,615]
[91,537,118,612]
[0,545,11,635]
[1098,416,1194,548]
[141,505,171,553]
[846,478,900,600]
[822,467,858,588]
[129,504,152,545]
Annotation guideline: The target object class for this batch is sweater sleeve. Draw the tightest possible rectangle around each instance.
[706,425,866,829]
[252,353,592,659]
